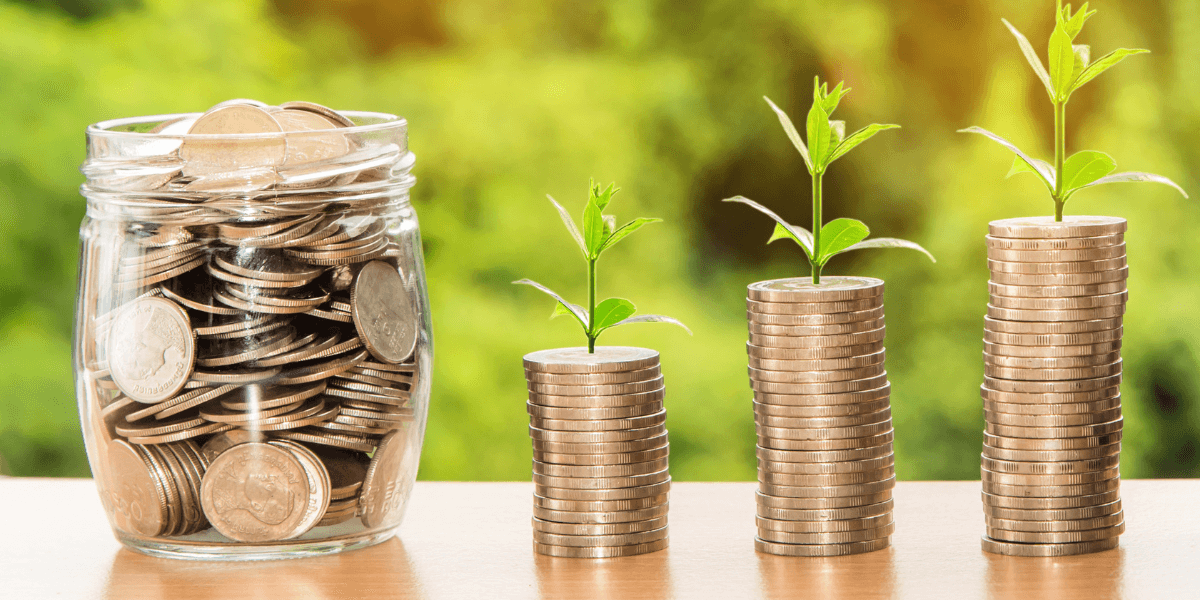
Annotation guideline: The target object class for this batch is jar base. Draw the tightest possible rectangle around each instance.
[116,527,398,561]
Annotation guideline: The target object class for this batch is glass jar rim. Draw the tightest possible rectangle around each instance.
[86,110,407,140]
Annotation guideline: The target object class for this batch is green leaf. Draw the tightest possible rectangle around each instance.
[551,302,575,319]
[1048,24,1076,100]
[582,196,605,257]
[608,314,692,335]
[599,217,661,253]
[958,127,1055,189]
[1006,156,1056,193]
[1072,48,1149,92]
[513,279,588,330]
[763,96,813,173]
[602,215,616,240]
[1075,171,1189,199]
[826,123,901,165]
[1061,150,1117,191]
[1060,3,1096,39]
[1002,19,1055,99]
[1071,44,1091,84]
[816,218,870,265]
[842,237,936,262]
[592,297,637,332]
[806,102,833,171]
[546,195,587,257]
[590,181,617,211]
[817,80,850,115]
[723,196,814,259]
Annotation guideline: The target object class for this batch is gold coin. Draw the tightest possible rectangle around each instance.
[988,292,1126,311]
[756,498,893,522]
[986,244,1126,262]
[748,328,886,349]
[987,280,1126,299]
[759,430,894,452]
[983,340,1121,358]
[755,537,889,556]
[981,478,1120,498]
[983,374,1121,394]
[534,538,668,558]
[532,457,669,478]
[753,397,892,418]
[531,432,669,455]
[751,373,889,395]
[747,341,885,360]
[754,383,891,407]
[756,513,892,533]
[984,351,1121,369]
[756,490,892,510]
[982,489,1120,510]
[985,418,1123,439]
[983,327,1123,347]
[987,256,1127,274]
[990,267,1128,287]
[979,384,1119,404]
[982,443,1120,463]
[532,516,668,536]
[535,481,672,504]
[531,468,670,490]
[759,454,894,475]
[983,396,1121,416]
[529,411,666,433]
[984,361,1123,382]
[748,307,885,326]
[987,520,1123,544]
[748,318,885,337]
[983,431,1122,451]
[534,444,669,467]
[983,499,1121,521]
[981,466,1119,486]
[986,304,1126,323]
[529,424,667,444]
[528,388,666,408]
[747,297,882,316]
[749,363,885,384]
[988,216,1127,239]
[755,407,892,429]
[747,277,884,303]
[759,476,896,499]
[757,421,893,442]
[533,491,668,511]
[984,233,1123,251]
[533,525,668,547]
[756,443,894,464]
[980,535,1118,556]
[984,407,1121,427]
[986,511,1124,533]
[760,466,895,487]
[523,366,661,385]
[527,401,663,420]
[757,522,894,544]
[523,346,659,374]
[748,349,886,372]
[528,376,665,397]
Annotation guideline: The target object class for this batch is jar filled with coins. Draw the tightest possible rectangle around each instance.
[74,100,431,559]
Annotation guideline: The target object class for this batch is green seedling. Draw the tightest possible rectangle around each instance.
[960,0,1187,221]
[726,77,934,284]
[515,181,690,353]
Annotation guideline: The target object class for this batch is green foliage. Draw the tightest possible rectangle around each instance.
[515,182,688,353]
[725,82,931,283]
[964,0,1186,220]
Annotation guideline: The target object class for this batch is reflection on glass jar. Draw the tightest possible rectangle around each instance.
[75,101,432,560]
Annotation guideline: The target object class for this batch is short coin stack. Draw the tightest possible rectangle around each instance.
[981,216,1127,556]
[524,347,670,558]
[746,277,896,556]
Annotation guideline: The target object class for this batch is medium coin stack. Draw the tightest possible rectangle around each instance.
[746,277,896,557]
[524,347,670,558]
[981,216,1127,556]
[81,99,422,542]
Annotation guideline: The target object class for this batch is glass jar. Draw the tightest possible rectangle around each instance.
[74,104,431,560]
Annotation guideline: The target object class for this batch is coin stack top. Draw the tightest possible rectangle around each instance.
[746,277,896,557]
[524,346,670,558]
[980,216,1126,557]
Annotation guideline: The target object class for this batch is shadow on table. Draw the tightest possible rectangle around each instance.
[757,545,897,600]
[103,537,426,600]
[534,547,673,600]
[985,546,1124,600]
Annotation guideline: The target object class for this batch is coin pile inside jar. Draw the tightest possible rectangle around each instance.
[980,216,1127,557]
[746,277,896,557]
[523,347,670,558]
[82,99,421,542]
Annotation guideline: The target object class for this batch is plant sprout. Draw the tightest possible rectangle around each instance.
[960,0,1187,221]
[725,77,934,285]
[515,181,690,353]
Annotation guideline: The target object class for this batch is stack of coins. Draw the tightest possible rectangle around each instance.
[80,99,424,543]
[746,277,896,557]
[981,216,1127,556]
[523,347,670,558]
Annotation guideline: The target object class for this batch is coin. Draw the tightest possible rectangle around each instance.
[983,430,1122,451]
[533,457,669,478]
[524,366,661,385]
[983,340,1121,358]
[987,256,1127,274]
[757,522,895,544]
[983,500,1121,521]
[748,328,886,349]
[748,306,885,326]
[758,430,894,452]
[987,280,1126,299]
[988,292,1127,311]
[759,454,894,474]
[532,526,668,547]
[755,407,892,429]
[981,478,1120,498]
[756,443,894,464]
[531,432,670,455]
[980,536,1119,556]
[984,233,1123,251]
[359,429,411,528]
[529,424,667,444]
[351,261,418,364]
[528,388,666,408]
[748,349,887,372]
[528,376,665,397]
[983,407,1122,427]
[747,341,885,360]
[986,511,1124,532]
[199,429,266,463]
[985,418,1123,440]
[983,328,1123,347]
[534,445,669,467]
[757,421,893,442]
[984,361,1123,382]
[748,363,885,384]
[982,374,1121,394]
[986,520,1123,543]
[755,537,889,556]
[756,490,892,510]
[981,466,1119,486]
[535,480,672,503]
[747,297,882,315]
[523,346,659,374]
[984,351,1122,369]
[529,410,666,432]
[180,104,286,177]
[532,516,668,536]
[534,492,668,512]
[988,216,1127,239]
[759,476,896,499]
[979,385,1120,404]
[756,513,892,533]
[760,466,895,486]
[268,440,332,538]
[108,297,195,403]
[533,538,668,558]
[986,244,1126,262]
[989,266,1128,287]
[532,503,669,524]
[751,373,889,395]
[982,489,1120,510]
[526,401,664,420]
[747,277,884,302]
[982,443,1121,463]
[531,468,670,491]
[105,440,168,536]
[747,318,886,337]
[754,383,891,407]
[200,442,311,542]
[756,498,894,522]
[753,397,892,418]
[986,304,1126,323]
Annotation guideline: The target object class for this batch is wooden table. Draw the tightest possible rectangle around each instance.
[2,478,1196,599]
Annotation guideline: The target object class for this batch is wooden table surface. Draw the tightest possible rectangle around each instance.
[2,478,1197,599]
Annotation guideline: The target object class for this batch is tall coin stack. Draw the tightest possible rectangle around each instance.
[523,347,670,558]
[981,216,1127,556]
[747,277,896,557]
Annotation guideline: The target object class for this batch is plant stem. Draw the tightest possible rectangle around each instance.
[811,172,823,284]
[587,256,596,353]
[1053,100,1067,221]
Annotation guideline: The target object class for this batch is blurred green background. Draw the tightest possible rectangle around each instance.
[1,0,1197,481]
